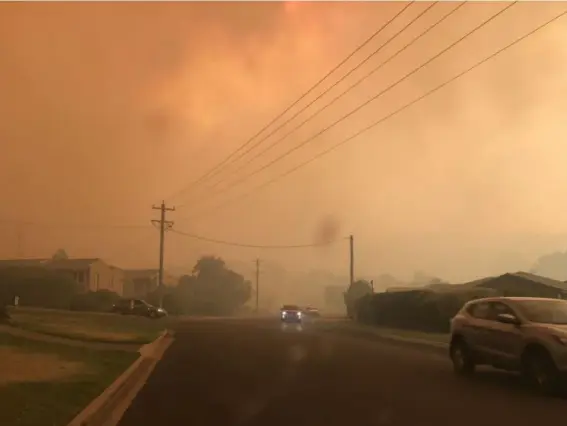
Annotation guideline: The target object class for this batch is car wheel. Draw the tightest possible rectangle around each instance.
[450,340,475,376]
[523,350,560,396]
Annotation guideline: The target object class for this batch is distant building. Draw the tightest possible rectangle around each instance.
[474,272,567,299]
[324,285,346,312]
[122,269,177,298]
[450,272,567,299]
[0,258,125,295]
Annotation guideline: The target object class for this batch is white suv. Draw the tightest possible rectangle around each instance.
[450,297,567,395]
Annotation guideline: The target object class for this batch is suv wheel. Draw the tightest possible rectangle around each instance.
[450,340,475,375]
[523,350,560,395]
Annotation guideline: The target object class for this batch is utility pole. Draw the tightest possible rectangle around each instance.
[151,201,175,308]
[255,258,260,314]
[16,223,24,258]
[349,234,354,286]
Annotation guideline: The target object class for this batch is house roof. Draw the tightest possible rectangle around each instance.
[473,271,567,292]
[46,259,100,270]
[458,276,497,287]
[448,272,567,294]
[509,271,567,291]
[0,258,100,271]
[0,259,46,268]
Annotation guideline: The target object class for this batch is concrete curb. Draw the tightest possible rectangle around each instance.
[67,329,175,426]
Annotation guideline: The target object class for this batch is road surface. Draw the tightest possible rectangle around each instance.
[118,319,565,426]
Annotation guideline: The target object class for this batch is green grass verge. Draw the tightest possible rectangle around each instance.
[317,320,449,344]
[0,332,138,426]
[8,307,172,344]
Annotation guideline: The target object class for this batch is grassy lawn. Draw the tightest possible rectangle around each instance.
[8,307,172,344]
[0,331,138,426]
[317,320,449,344]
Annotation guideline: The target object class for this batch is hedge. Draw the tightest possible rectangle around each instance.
[353,287,497,333]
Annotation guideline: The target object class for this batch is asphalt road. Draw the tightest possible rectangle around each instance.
[118,319,566,426]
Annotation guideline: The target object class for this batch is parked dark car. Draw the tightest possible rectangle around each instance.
[111,298,167,319]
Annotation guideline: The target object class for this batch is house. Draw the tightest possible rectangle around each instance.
[0,258,124,295]
[427,276,496,293]
[122,269,177,298]
[465,271,567,299]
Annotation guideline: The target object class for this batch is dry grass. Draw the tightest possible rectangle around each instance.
[8,307,172,344]
[0,346,86,385]
[0,332,138,426]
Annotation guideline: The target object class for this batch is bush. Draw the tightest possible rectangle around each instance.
[0,304,9,323]
[0,267,82,310]
[344,280,372,319]
[354,287,498,333]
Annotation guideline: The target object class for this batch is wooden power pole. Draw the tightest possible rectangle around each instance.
[349,234,354,286]
[255,258,260,314]
[151,201,175,307]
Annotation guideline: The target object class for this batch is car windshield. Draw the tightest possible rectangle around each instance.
[513,299,567,325]
[282,305,299,311]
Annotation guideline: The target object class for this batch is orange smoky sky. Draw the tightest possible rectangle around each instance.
[1,2,567,284]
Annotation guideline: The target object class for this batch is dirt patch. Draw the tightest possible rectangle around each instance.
[0,346,86,385]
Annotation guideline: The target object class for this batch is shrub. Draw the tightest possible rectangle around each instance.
[0,267,82,310]
[0,304,9,322]
[354,287,498,333]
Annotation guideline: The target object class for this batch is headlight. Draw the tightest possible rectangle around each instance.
[297,311,302,317]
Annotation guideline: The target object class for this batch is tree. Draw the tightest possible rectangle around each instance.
[192,256,225,277]
[166,256,251,316]
[52,249,69,261]
[344,279,373,319]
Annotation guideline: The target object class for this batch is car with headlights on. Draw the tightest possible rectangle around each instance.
[450,296,567,395]
[280,304,303,323]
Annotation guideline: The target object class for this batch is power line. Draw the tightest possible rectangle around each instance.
[176,2,429,203]
[189,1,514,205]
[164,2,414,204]
[171,228,346,249]
[201,1,463,195]
[0,219,150,230]
[186,4,565,223]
